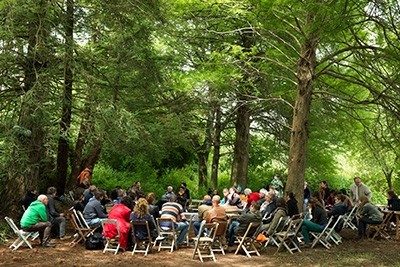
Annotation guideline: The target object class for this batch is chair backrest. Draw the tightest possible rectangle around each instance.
[5,217,20,234]
[275,216,290,233]
[77,210,91,228]
[214,220,228,236]
[201,222,219,240]
[131,220,152,243]
[72,209,87,229]
[101,219,120,237]
[241,222,262,239]
[157,218,176,233]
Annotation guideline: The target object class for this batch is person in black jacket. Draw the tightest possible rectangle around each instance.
[301,198,328,247]
[285,191,299,217]
[47,187,71,240]
[23,188,37,210]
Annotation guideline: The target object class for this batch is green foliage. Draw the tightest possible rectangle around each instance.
[0,220,12,245]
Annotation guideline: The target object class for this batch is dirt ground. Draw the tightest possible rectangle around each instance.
[2,228,400,267]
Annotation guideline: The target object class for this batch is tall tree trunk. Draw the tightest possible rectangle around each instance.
[0,0,50,213]
[210,105,222,190]
[230,96,251,188]
[56,0,74,195]
[285,30,319,211]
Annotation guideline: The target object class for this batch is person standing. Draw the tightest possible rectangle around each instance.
[20,195,54,248]
[349,176,372,205]
[270,174,284,197]
[77,167,92,187]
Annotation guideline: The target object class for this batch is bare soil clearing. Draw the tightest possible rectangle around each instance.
[2,229,400,267]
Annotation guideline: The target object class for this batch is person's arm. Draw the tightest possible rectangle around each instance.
[365,186,372,199]
[38,205,48,222]
[48,198,60,217]
[94,202,108,218]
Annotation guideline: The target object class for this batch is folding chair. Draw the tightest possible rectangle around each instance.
[342,204,358,230]
[275,217,303,254]
[69,209,98,247]
[5,217,33,250]
[156,218,177,252]
[264,216,290,247]
[101,219,120,254]
[310,217,334,249]
[192,222,218,262]
[324,215,344,245]
[211,220,229,255]
[234,222,262,258]
[369,210,393,240]
[131,221,153,256]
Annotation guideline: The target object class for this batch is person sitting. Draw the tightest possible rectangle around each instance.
[130,198,158,243]
[245,188,261,211]
[205,195,227,223]
[285,191,299,217]
[225,187,243,209]
[327,194,347,218]
[226,201,262,249]
[220,188,229,205]
[339,188,353,212]
[20,195,54,248]
[23,188,37,210]
[262,193,277,223]
[387,190,400,211]
[300,198,328,248]
[158,186,176,210]
[261,197,288,237]
[103,196,134,251]
[46,187,71,240]
[193,195,212,236]
[83,185,97,205]
[159,195,189,248]
[73,188,85,212]
[146,192,160,220]
[83,190,108,227]
[176,185,189,210]
[257,188,268,206]
[356,195,383,239]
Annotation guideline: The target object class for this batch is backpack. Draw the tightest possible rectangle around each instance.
[85,232,105,250]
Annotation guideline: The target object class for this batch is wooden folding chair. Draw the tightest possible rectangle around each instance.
[234,222,262,258]
[5,217,33,250]
[101,219,120,254]
[275,217,303,254]
[264,216,290,247]
[156,218,177,252]
[192,222,219,262]
[131,221,153,256]
[69,209,98,247]
[310,217,334,249]
[369,210,393,240]
[211,220,229,255]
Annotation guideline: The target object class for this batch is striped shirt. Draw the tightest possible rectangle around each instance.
[160,202,184,223]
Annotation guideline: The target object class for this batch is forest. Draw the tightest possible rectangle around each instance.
[0,0,399,213]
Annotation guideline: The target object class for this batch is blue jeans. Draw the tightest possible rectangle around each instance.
[86,218,101,227]
[175,222,189,245]
[227,221,239,246]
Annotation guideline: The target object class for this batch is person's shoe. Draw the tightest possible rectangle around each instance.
[300,242,311,248]
[60,235,72,240]
[42,242,56,248]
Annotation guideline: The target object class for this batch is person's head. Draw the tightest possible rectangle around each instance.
[110,189,119,200]
[320,181,328,189]
[203,195,211,203]
[212,189,218,195]
[259,188,268,198]
[236,185,243,194]
[133,181,141,189]
[304,181,308,189]
[359,195,369,207]
[222,188,229,197]
[274,174,280,180]
[133,198,149,218]
[74,188,85,202]
[180,182,187,188]
[308,197,323,209]
[212,195,221,206]
[243,188,252,196]
[27,188,37,195]
[37,194,48,205]
[334,193,343,203]
[179,186,185,193]
[169,194,177,202]
[94,190,105,201]
[339,188,347,195]
[167,186,173,193]
[286,191,295,200]
[120,196,134,210]
[47,186,57,197]
[265,192,271,202]
[276,197,287,209]
[146,192,155,204]
[354,176,362,186]
[250,201,260,211]
[89,185,97,192]
[387,190,398,200]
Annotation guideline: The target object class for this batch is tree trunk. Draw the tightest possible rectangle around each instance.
[210,105,222,190]
[285,32,319,211]
[230,96,251,188]
[56,0,74,195]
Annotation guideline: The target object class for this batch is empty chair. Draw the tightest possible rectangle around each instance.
[275,217,303,254]
[69,209,98,247]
